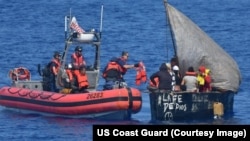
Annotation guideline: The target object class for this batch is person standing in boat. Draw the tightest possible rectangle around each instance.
[197,65,207,92]
[150,63,175,92]
[71,46,86,74]
[170,56,179,69]
[181,66,198,92]
[102,57,123,90]
[49,51,61,92]
[204,68,212,92]
[102,57,123,82]
[172,65,182,92]
[116,51,139,82]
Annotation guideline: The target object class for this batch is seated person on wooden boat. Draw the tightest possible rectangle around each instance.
[170,56,179,69]
[116,51,140,82]
[71,46,86,75]
[102,57,123,90]
[58,63,74,94]
[204,68,212,92]
[48,51,61,92]
[172,65,182,92]
[149,63,175,92]
[197,66,212,92]
[181,66,198,92]
[71,65,89,93]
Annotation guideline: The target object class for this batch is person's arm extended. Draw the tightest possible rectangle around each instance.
[123,64,135,69]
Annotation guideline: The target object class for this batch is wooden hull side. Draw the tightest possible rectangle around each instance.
[149,91,234,121]
[0,86,142,118]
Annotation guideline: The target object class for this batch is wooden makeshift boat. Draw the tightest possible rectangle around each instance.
[147,0,241,121]
[0,9,142,120]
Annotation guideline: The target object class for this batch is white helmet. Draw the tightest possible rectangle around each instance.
[173,65,179,71]
[67,63,72,69]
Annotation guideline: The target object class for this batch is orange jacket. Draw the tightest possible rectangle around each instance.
[135,61,147,85]
[185,71,197,76]
[66,69,73,82]
[50,59,61,75]
[102,61,123,78]
[71,53,85,69]
[117,57,127,75]
[74,70,89,89]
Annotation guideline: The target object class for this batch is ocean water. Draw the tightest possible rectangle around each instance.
[0,0,250,140]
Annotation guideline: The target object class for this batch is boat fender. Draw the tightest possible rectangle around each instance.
[213,102,224,118]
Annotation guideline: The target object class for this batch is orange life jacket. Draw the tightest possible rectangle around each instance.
[102,61,123,78]
[149,77,159,87]
[204,75,212,91]
[204,69,212,91]
[74,70,89,89]
[66,69,73,82]
[117,57,127,74]
[135,71,142,85]
[71,53,85,68]
[185,71,197,76]
[135,61,147,85]
[50,59,61,75]
[9,67,31,81]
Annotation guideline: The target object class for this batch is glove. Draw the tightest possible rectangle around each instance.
[134,63,140,67]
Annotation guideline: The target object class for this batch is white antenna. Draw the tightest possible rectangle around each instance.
[100,5,104,32]
[64,16,67,39]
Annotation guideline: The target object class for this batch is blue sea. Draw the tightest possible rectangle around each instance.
[0,0,250,140]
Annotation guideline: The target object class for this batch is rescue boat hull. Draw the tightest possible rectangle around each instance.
[148,90,234,122]
[0,86,142,120]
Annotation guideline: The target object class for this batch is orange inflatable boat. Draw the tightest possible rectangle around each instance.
[0,15,143,120]
[0,86,142,120]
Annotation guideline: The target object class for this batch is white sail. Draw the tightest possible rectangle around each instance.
[164,1,241,92]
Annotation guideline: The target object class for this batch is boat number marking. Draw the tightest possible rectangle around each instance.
[87,92,103,99]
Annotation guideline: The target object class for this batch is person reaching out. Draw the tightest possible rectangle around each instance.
[116,51,139,82]
[102,57,123,82]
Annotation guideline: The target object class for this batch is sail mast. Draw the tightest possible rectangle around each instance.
[164,0,177,58]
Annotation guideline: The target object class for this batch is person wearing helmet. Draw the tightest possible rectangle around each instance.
[58,63,75,94]
[48,51,61,92]
[71,46,86,75]
[71,46,86,69]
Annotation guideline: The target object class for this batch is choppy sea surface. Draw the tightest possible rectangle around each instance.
[0,0,250,140]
